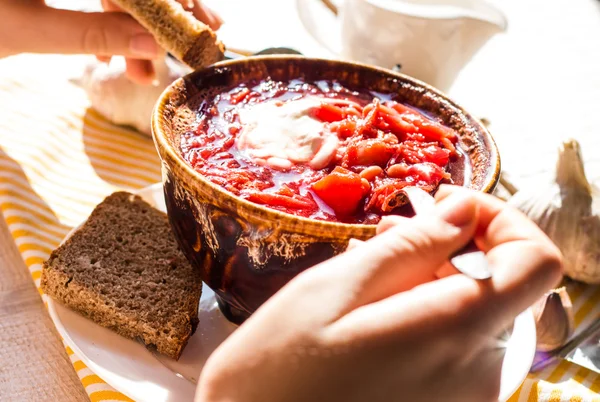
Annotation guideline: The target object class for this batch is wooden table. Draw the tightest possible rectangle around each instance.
[1,0,600,400]
[0,212,89,400]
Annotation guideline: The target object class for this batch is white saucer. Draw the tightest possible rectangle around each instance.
[47,183,536,402]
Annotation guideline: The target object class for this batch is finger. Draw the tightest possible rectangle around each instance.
[202,6,224,30]
[435,185,551,250]
[104,0,217,30]
[436,186,563,316]
[376,184,468,235]
[300,190,479,321]
[481,239,562,326]
[378,186,535,281]
[188,2,223,30]
[375,215,411,235]
[177,0,196,10]
[434,183,459,202]
[466,193,550,252]
[434,261,461,279]
[206,7,224,27]
[434,183,483,202]
[101,1,159,85]
[436,187,564,322]
[326,240,561,346]
[24,8,159,59]
[376,207,463,280]
[326,209,562,344]
[345,238,365,251]
[125,58,157,86]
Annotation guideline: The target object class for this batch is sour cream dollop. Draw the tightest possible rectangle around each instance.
[235,97,339,170]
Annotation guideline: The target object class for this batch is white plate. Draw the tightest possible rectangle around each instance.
[47,183,536,402]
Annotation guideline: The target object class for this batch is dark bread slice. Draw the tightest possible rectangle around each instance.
[41,191,202,360]
[110,0,225,69]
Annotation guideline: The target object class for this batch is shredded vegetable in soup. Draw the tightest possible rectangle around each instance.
[180,78,462,224]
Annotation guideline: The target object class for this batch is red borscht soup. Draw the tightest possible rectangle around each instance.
[180,78,463,224]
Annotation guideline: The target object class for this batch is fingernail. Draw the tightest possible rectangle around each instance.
[129,34,159,59]
[435,190,477,228]
[151,78,160,87]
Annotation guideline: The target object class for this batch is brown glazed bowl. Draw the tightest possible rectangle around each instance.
[152,56,500,324]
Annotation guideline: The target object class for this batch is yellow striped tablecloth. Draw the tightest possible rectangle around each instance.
[1,54,600,402]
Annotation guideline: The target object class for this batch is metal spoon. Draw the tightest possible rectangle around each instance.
[223,47,303,60]
[402,187,493,280]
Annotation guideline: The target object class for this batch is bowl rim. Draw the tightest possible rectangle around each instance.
[151,55,501,233]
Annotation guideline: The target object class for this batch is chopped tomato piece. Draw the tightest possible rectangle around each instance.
[341,144,359,168]
[356,99,380,137]
[343,106,362,118]
[246,192,316,211]
[230,88,250,104]
[329,119,358,139]
[361,178,371,194]
[386,101,414,115]
[409,116,458,143]
[417,121,449,141]
[223,136,236,149]
[355,139,396,167]
[312,167,365,216]
[379,110,417,139]
[407,162,448,184]
[311,103,346,122]
[278,185,295,197]
[440,137,457,155]
[421,145,450,167]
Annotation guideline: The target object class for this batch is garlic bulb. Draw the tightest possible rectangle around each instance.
[509,139,600,284]
[80,56,190,136]
[532,287,574,351]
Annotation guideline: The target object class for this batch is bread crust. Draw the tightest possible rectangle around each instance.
[110,0,225,69]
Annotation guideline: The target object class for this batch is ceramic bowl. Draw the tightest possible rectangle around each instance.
[152,56,500,324]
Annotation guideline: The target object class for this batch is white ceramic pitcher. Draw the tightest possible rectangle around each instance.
[297,0,507,91]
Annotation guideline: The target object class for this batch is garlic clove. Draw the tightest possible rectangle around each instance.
[555,139,593,193]
[509,139,600,284]
[532,287,574,352]
[81,56,190,136]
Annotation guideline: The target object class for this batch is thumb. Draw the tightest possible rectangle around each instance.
[316,190,479,316]
[24,7,160,59]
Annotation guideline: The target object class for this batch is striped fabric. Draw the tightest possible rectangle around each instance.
[0,69,158,401]
[1,64,599,402]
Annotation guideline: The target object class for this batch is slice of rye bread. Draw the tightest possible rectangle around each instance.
[110,0,225,70]
[41,191,202,360]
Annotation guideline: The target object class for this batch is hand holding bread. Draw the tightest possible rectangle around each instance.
[0,0,223,85]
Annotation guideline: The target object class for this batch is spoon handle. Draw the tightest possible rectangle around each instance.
[449,242,492,280]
